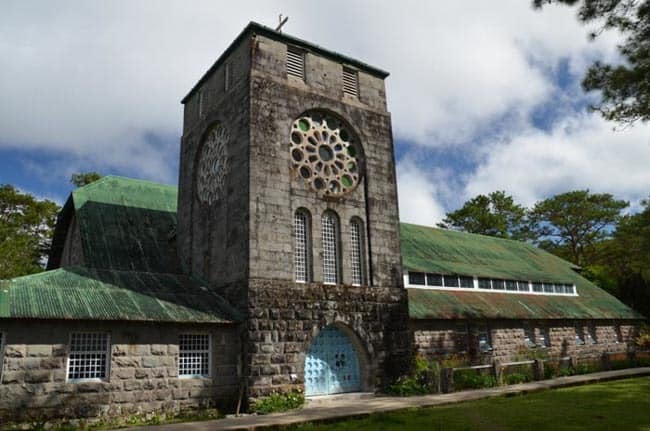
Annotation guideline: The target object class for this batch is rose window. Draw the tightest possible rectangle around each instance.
[196,124,229,205]
[290,111,363,197]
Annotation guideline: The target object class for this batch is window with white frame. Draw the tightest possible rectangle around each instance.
[179,334,210,378]
[405,272,575,296]
[586,325,598,344]
[523,324,536,348]
[342,66,359,97]
[294,210,311,283]
[67,332,109,381]
[478,325,492,353]
[287,46,305,80]
[538,327,551,348]
[322,212,340,284]
[575,324,586,346]
[350,218,365,286]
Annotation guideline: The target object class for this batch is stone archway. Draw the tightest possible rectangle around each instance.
[304,325,363,396]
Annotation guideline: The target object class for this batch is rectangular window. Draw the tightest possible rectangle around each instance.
[575,325,586,346]
[523,324,536,348]
[408,272,425,286]
[459,276,474,288]
[587,325,598,344]
[350,220,364,286]
[294,211,310,282]
[287,46,305,80]
[532,282,543,293]
[543,283,554,293]
[492,279,505,290]
[179,334,210,378]
[322,213,340,284]
[426,273,443,286]
[67,332,109,381]
[443,275,460,288]
[478,278,492,289]
[455,322,469,353]
[538,327,551,348]
[553,284,564,294]
[518,280,530,292]
[564,284,575,295]
[506,280,518,291]
[478,325,492,353]
[342,67,359,97]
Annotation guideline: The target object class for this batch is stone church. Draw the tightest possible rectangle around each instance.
[0,22,643,422]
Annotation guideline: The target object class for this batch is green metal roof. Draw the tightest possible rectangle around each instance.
[0,267,240,323]
[49,176,180,273]
[401,223,643,320]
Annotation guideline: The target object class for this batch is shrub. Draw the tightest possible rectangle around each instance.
[636,325,650,350]
[454,369,497,390]
[387,376,429,396]
[503,372,531,385]
[573,363,600,375]
[250,390,305,415]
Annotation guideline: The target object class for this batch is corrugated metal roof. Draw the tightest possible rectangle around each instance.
[401,223,643,320]
[0,267,240,323]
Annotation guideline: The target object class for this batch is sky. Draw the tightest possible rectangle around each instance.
[1,0,649,226]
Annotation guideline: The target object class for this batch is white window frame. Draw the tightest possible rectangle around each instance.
[478,325,493,353]
[294,210,311,283]
[322,212,340,285]
[523,324,536,348]
[575,324,586,346]
[350,218,365,286]
[538,327,551,348]
[586,325,598,345]
[179,333,212,379]
[66,332,110,383]
[403,272,578,297]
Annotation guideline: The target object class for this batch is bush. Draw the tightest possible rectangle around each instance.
[573,363,600,375]
[503,372,531,385]
[636,325,650,350]
[454,369,497,390]
[387,376,429,396]
[250,390,305,415]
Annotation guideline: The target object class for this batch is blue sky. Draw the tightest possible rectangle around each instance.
[1,1,649,225]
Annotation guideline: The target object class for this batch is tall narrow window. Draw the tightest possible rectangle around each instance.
[342,67,359,97]
[350,218,365,285]
[294,209,311,282]
[287,46,305,80]
[322,212,340,284]
[67,332,109,381]
[179,334,210,378]
[198,90,204,118]
[478,325,493,353]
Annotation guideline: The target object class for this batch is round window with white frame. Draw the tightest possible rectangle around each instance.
[196,123,230,205]
[290,111,364,198]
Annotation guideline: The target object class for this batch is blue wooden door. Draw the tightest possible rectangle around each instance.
[305,326,361,396]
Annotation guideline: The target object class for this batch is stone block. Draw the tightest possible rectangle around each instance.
[27,345,52,357]
[24,370,50,383]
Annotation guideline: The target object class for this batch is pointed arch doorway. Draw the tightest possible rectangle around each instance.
[304,325,362,396]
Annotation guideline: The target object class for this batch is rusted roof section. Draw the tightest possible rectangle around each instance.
[0,267,241,323]
[402,223,643,320]
[48,176,181,273]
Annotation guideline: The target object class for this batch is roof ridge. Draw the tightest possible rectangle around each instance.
[400,222,531,245]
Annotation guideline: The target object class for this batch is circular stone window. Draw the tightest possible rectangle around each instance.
[196,124,229,205]
[290,111,363,197]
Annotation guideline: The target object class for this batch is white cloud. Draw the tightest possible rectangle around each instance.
[396,158,446,226]
[464,115,650,207]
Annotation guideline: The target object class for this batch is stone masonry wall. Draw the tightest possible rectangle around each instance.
[412,319,637,364]
[0,320,240,423]
[245,279,411,398]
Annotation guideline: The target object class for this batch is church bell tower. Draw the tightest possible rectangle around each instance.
[177,22,410,399]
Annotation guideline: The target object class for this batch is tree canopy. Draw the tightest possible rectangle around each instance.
[534,0,650,124]
[528,190,628,266]
[0,185,60,279]
[437,191,528,239]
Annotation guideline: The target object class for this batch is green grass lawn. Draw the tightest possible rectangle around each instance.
[289,377,650,431]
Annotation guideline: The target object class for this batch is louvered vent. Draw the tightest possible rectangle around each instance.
[343,67,359,97]
[287,47,305,80]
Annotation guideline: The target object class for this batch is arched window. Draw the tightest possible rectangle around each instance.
[294,209,312,282]
[322,211,340,284]
[350,218,365,286]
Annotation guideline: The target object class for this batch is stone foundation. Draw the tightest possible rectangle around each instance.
[0,320,240,423]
